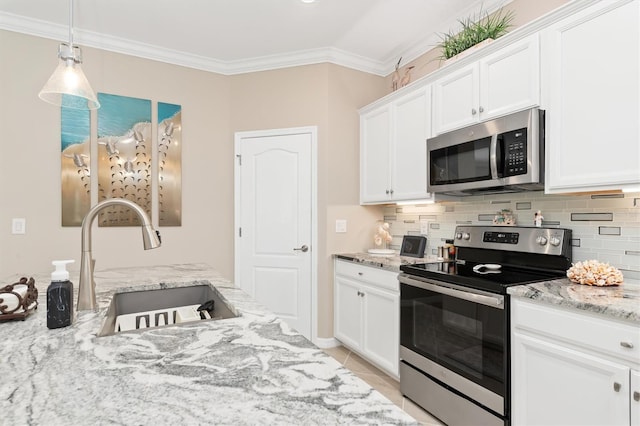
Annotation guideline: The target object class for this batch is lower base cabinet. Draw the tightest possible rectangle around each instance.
[334,259,399,378]
[511,298,640,426]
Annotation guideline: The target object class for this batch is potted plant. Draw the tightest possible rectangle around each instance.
[438,7,515,61]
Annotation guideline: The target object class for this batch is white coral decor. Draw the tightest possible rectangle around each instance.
[566,260,624,286]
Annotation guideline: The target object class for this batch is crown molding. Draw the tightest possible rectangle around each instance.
[0,11,390,76]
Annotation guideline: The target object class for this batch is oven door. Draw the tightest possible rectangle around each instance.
[399,273,507,415]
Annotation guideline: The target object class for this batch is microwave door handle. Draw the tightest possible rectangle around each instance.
[490,134,499,179]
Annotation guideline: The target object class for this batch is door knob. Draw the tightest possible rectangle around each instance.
[293,245,309,252]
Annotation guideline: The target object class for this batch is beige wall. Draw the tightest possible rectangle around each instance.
[0,31,234,280]
[0,32,385,339]
[229,64,385,338]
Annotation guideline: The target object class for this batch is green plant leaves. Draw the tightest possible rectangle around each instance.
[438,7,515,60]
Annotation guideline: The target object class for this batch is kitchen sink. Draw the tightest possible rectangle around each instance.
[97,283,240,337]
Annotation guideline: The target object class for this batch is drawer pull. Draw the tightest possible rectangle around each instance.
[620,341,634,349]
[634,391,640,402]
[613,382,622,392]
[358,272,363,276]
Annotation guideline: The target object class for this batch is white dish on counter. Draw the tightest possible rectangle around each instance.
[367,248,395,257]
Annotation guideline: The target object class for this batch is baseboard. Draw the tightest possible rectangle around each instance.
[314,337,340,349]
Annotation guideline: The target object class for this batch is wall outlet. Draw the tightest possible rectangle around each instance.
[12,218,26,234]
[419,221,429,235]
[335,219,347,233]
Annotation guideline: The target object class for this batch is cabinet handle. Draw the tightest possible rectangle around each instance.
[479,106,484,113]
[358,272,363,276]
[620,341,634,349]
[613,382,622,392]
[390,189,394,195]
[385,189,390,195]
[634,391,640,402]
[471,108,477,115]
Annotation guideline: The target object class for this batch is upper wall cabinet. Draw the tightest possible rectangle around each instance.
[360,86,432,204]
[432,34,540,135]
[543,0,640,194]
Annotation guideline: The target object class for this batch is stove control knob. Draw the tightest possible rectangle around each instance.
[456,232,463,240]
[536,236,548,246]
[462,232,470,240]
[549,237,561,247]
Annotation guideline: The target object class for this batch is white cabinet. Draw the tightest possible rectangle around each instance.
[543,0,640,193]
[360,86,432,204]
[632,370,640,426]
[433,34,540,135]
[334,259,399,378]
[511,297,640,426]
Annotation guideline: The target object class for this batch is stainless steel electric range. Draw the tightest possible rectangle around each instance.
[398,225,572,426]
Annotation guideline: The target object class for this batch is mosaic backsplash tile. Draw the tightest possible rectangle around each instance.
[381,191,640,273]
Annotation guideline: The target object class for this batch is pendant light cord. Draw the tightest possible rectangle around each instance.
[68,0,74,51]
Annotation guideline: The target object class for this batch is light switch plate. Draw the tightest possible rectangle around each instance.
[335,219,347,233]
[12,218,26,234]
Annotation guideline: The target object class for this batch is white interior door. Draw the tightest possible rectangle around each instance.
[235,128,314,340]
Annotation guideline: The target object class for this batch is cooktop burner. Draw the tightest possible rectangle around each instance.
[399,261,567,294]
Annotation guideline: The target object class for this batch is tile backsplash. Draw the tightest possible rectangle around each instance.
[382,191,640,274]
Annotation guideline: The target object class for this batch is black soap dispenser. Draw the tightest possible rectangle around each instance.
[47,260,75,329]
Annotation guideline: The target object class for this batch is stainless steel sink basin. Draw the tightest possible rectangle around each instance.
[97,283,240,337]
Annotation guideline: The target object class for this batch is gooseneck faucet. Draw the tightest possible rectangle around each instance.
[77,198,161,311]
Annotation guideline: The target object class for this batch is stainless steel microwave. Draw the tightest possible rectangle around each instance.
[427,108,544,196]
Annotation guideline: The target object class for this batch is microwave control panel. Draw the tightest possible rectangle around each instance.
[502,129,527,176]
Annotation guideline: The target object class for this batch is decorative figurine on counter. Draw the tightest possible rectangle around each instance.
[493,209,516,226]
[534,210,544,227]
[374,221,393,249]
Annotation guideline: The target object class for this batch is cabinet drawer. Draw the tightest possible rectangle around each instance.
[512,298,640,366]
[335,260,398,292]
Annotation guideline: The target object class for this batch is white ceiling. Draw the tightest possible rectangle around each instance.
[0,0,511,76]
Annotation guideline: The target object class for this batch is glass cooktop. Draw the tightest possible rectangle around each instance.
[399,261,566,294]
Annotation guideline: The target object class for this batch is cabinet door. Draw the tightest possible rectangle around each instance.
[512,332,630,426]
[479,34,539,120]
[360,106,392,203]
[432,63,479,134]
[633,369,640,426]
[391,86,432,202]
[362,284,399,378]
[544,0,640,193]
[334,275,363,350]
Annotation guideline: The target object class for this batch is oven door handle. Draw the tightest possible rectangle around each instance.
[400,275,504,309]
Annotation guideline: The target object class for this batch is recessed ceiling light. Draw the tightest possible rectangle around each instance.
[300,0,317,3]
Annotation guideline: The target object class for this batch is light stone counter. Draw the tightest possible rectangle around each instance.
[334,252,443,273]
[507,277,640,323]
[0,263,417,425]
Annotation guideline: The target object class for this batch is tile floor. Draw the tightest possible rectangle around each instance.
[323,345,444,425]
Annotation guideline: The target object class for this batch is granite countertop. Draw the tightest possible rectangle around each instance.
[0,263,417,425]
[508,277,640,323]
[335,252,443,273]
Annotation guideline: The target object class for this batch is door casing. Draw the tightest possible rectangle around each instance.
[234,126,318,343]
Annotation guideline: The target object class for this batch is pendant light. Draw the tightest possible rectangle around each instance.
[38,0,100,110]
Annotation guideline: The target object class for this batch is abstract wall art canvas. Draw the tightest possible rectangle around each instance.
[97,93,152,226]
[158,102,182,226]
[61,107,91,226]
